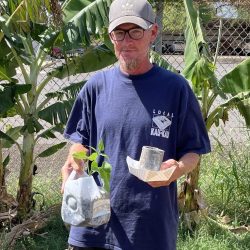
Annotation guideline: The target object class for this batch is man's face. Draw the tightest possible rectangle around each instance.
[110,23,158,73]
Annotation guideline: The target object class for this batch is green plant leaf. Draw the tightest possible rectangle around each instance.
[52,44,116,79]
[2,126,22,148]
[73,151,89,161]
[207,92,250,129]
[38,142,67,158]
[38,99,75,125]
[88,152,98,161]
[150,50,178,73]
[36,124,65,140]
[21,116,44,134]
[0,39,17,81]
[45,81,86,100]
[0,130,17,146]
[0,83,32,115]
[91,160,99,171]
[98,161,111,192]
[219,58,250,95]
[71,139,112,192]
[97,139,104,152]
[3,154,10,169]
[218,58,250,127]
[182,0,217,96]
[62,0,112,46]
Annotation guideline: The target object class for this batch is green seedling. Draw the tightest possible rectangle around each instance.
[73,140,112,192]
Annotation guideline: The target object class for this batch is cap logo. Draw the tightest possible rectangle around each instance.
[121,1,134,14]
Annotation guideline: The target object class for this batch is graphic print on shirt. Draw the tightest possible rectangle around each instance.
[150,109,173,139]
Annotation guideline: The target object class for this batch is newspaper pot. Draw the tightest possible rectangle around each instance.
[61,171,110,227]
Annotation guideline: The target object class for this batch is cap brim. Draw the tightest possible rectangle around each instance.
[108,16,151,33]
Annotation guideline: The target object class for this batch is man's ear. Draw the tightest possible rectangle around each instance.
[150,23,159,43]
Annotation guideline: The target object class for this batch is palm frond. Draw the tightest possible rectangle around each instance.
[62,0,112,46]
[36,124,65,141]
[52,44,116,79]
[38,99,76,125]
[150,51,178,73]
[45,81,86,100]
[37,142,67,158]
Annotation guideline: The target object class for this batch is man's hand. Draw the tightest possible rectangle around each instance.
[61,143,87,193]
[147,153,200,188]
[147,159,181,188]
[61,156,84,193]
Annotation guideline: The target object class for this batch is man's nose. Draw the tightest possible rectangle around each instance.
[123,32,133,42]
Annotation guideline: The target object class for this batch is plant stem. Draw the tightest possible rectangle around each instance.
[36,71,58,100]
[37,96,52,112]
[6,1,24,27]
[17,130,35,219]
[10,46,30,85]
[213,19,222,66]
[0,139,4,187]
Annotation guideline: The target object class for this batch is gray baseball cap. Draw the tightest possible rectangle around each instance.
[108,0,156,33]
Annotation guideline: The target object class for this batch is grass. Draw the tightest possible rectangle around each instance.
[1,140,249,249]
[14,214,69,250]
[177,220,250,250]
[200,140,250,226]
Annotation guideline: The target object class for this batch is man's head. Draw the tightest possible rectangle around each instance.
[108,0,156,33]
[108,0,157,74]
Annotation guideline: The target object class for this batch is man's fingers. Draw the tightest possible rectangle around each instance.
[148,180,170,187]
[160,159,179,170]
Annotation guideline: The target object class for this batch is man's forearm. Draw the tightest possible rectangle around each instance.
[178,153,200,176]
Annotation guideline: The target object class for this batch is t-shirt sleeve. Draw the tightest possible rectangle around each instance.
[176,82,211,160]
[63,86,90,145]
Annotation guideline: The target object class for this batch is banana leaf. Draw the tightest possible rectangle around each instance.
[150,51,178,73]
[0,84,31,115]
[38,99,76,125]
[37,142,67,158]
[52,44,116,79]
[1,126,22,148]
[45,81,86,100]
[219,58,250,127]
[182,0,218,96]
[219,58,250,94]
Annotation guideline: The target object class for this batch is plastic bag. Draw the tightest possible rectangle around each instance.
[61,170,110,227]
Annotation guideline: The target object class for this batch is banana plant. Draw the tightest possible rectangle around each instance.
[0,0,116,220]
[178,0,250,228]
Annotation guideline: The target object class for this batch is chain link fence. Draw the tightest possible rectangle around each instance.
[1,0,250,209]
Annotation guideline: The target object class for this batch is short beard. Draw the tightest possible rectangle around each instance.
[120,58,138,72]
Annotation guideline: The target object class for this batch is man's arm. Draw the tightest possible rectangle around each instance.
[61,143,88,193]
[148,152,200,188]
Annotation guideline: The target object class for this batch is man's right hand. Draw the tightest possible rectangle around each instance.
[61,143,88,193]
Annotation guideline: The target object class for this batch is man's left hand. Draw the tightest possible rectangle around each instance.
[147,159,182,188]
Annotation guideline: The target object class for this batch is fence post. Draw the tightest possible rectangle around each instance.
[154,0,165,54]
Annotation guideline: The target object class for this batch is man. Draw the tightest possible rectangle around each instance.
[61,0,211,249]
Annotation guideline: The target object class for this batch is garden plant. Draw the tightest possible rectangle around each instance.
[0,0,249,247]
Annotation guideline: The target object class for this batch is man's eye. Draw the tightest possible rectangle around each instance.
[130,29,142,35]
[114,31,124,36]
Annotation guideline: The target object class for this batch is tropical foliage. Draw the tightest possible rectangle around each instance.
[0,0,115,219]
[176,0,250,227]
[0,0,249,226]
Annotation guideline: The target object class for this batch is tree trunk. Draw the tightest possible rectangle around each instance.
[16,131,35,220]
[154,0,164,54]
[184,159,200,212]
[0,139,4,188]
[0,139,6,212]
[179,159,203,230]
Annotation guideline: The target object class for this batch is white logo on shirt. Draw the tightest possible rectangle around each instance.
[150,109,173,138]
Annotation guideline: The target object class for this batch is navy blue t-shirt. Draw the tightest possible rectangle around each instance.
[64,64,211,250]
